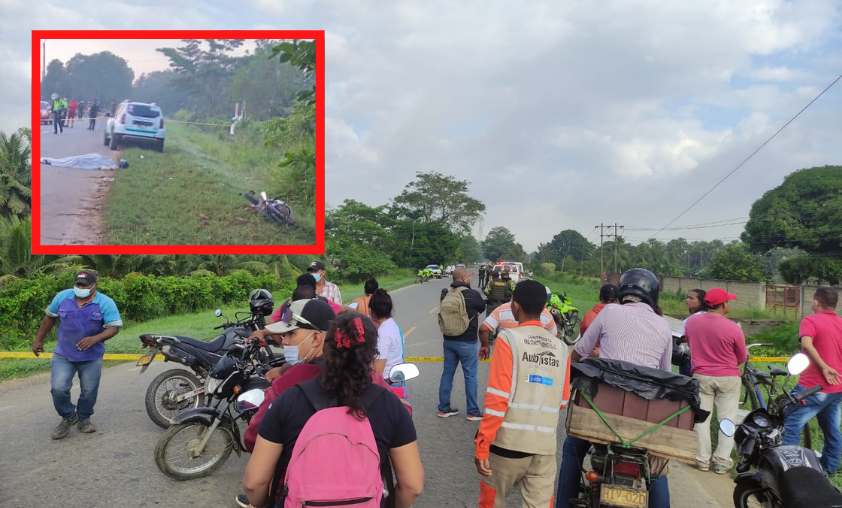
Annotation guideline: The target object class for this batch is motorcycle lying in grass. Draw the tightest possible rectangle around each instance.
[155,336,273,480]
[138,306,280,429]
[720,353,842,508]
[547,291,581,345]
[243,191,296,229]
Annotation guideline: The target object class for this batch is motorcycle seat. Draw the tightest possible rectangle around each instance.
[768,365,788,377]
[173,334,238,353]
[779,466,842,508]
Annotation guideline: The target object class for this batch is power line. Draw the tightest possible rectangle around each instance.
[650,71,842,239]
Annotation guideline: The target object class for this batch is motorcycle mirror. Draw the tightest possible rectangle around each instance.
[787,353,810,376]
[235,388,265,413]
[215,309,223,317]
[719,419,736,437]
[389,363,420,383]
[260,191,268,201]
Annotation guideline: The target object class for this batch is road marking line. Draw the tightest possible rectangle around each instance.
[404,326,416,337]
[429,307,438,314]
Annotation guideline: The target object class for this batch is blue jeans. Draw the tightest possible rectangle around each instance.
[556,436,670,508]
[438,339,479,416]
[51,354,103,420]
[783,384,842,475]
[679,359,692,377]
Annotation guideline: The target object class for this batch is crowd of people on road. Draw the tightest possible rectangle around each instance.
[31,259,842,508]
[47,93,105,134]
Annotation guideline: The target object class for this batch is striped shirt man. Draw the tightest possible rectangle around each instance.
[573,302,672,371]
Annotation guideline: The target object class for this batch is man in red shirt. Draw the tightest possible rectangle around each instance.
[685,288,748,474]
[783,287,842,475]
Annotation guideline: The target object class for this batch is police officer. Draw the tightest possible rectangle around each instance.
[51,93,64,134]
[478,265,487,289]
[484,269,512,315]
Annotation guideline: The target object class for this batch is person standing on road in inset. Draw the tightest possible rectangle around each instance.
[475,280,571,508]
[87,100,99,130]
[31,270,123,440]
[782,287,842,476]
[684,288,747,474]
[478,264,487,289]
[557,268,673,508]
[77,100,85,121]
[67,98,78,128]
[307,260,342,305]
[437,267,486,421]
[50,93,63,134]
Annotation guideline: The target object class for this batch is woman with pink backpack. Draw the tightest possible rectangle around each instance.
[243,312,424,508]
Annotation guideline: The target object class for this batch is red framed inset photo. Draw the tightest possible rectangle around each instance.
[32,30,324,254]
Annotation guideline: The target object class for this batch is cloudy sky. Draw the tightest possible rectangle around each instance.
[6,0,842,252]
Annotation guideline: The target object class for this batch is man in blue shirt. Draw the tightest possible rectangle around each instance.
[32,271,123,439]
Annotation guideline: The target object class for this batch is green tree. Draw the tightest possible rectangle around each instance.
[158,39,246,118]
[706,243,766,282]
[482,227,524,262]
[132,70,192,115]
[40,60,69,99]
[229,48,306,120]
[742,166,842,255]
[392,172,486,234]
[0,128,32,220]
[778,255,842,285]
[454,235,483,264]
[549,229,595,270]
[0,217,71,286]
[603,236,633,273]
[64,52,134,104]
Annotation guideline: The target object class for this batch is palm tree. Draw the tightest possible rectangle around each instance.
[0,128,32,220]
[0,216,73,286]
[195,255,270,276]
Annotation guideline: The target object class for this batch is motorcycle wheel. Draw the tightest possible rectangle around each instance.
[154,421,234,480]
[145,369,205,429]
[733,483,774,508]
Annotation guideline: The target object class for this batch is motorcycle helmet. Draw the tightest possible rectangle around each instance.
[51,92,59,100]
[618,268,660,308]
[249,288,274,316]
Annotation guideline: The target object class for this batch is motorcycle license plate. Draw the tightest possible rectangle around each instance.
[136,350,157,366]
[600,485,647,508]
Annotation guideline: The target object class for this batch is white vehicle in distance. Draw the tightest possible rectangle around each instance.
[425,264,443,279]
[105,100,166,152]
[493,261,525,281]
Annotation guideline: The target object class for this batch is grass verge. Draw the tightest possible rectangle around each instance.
[103,122,315,245]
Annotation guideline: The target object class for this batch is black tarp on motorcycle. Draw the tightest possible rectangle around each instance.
[570,358,710,424]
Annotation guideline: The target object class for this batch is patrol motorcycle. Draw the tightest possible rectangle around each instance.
[547,291,581,345]
[720,353,842,508]
[154,336,272,480]
[138,307,280,429]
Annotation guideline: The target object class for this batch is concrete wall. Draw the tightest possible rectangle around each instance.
[799,285,842,317]
[660,276,766,312]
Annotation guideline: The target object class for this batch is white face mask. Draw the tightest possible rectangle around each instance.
[74,285,94,298]
[283,332,316,366]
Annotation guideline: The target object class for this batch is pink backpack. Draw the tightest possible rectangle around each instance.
[282,380,385,507]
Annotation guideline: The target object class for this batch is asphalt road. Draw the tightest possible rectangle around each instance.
[39,117,113,245]
[0,274,734,507]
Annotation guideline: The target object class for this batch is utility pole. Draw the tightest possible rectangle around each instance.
[596,223,624,275]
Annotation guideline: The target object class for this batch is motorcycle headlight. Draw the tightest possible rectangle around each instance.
[205,377,222,396]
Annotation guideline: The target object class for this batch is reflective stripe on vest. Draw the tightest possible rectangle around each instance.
[491,326,567,456]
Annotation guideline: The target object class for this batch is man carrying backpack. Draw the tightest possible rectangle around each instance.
[438,267,486,421]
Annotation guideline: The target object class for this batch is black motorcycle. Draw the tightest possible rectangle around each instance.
[154,336,272,480]
[720,352,842,508]
[138,307,279,428]
[243,190,296,228]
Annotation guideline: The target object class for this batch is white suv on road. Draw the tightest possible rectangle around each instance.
[105,101,166,152]
[425,264,443,279]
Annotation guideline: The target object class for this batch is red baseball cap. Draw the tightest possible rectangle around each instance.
[704,288,737,306]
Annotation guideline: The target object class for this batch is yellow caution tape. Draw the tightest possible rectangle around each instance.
[404,356,491,363]
[748,356,790,362]
[0,352,151,360]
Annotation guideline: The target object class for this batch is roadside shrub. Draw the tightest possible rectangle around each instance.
[0,272,295,350]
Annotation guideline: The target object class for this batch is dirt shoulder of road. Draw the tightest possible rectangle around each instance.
[39,164,111,245]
